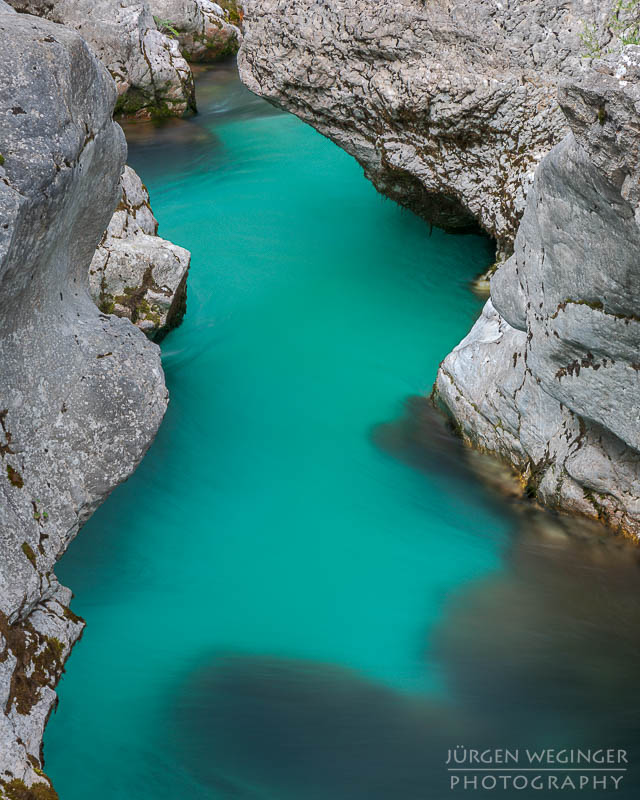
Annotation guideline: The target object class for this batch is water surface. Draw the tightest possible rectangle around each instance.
[45,63,640,799]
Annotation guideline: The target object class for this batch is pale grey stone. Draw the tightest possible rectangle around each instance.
[7,0,196,117]
[238,0,611,255]
[0,13,167,788]
[90,166,190,340]
[151,0,241,61]
[436,48,640,537]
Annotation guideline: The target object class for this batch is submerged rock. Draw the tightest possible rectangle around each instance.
[238,0,610,256]
[0,11,167,790]
[436,48,640,538]
[434,511,640,744]
[151,0,242,62]
[7,0,196,118]
[90,166,190,341]
[172,654,469,799]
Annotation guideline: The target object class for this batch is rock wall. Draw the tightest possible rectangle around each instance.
[151,0,242,62]
[7,0,196,118]
[90,166,190,341]
[238,0,610,256]
[435,48,640,537]
[0,10,168,794]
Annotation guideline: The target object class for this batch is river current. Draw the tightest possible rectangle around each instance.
[45,63,640,799]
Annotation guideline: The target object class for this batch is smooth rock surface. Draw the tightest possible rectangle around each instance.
[0,13,167,791]
[7,0,196,118]
[436,48,640,537]
[151,0,241,62]
[238,0,610,256]
[90,166,190,340]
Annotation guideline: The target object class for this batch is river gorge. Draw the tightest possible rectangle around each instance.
[41,65,640,800]
[1,1,640,796]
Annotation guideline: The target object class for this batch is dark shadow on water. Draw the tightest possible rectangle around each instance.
[167,400,640,799]
[168,523,640,798]
[113,59,640,800]
[170,655,477,800]
[371,396,470,479]
[370,395,525,529]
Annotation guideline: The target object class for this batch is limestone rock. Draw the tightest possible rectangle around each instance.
[151,0,242,62]
[436,48,640,537]
[238,0,610,256]
[7,0,196,118]
[90,166,190,341]
[0,12,167,788]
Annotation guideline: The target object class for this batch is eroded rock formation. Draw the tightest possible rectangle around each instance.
[435,48,640,536]
[90,166,190,340]
[151,0,242,62]
[7,0,196,118]
[0,10,168,793]
[239,0,609,256]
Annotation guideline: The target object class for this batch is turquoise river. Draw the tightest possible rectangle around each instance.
[45,64,640,799]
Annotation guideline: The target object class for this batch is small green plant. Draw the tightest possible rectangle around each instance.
[0,154,5,167]
[21,542,36,568]
[219,0,243,26]
[32,498,49,522]
[580,0,640,57]
[580,22,603,57]
[610,0,640,44]
[153,15,180,38]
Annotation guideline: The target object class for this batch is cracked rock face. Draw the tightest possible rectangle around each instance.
[90,166,190,341]
[436,48,640,537]
[151,0,242,62]
[238,0,610,256]
[7,0,196,118]
[0,12,167,791]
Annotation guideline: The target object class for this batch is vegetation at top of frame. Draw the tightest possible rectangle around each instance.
[153,16,180,38]
[581,0,640,58]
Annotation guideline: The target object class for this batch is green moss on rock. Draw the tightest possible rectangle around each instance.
[21,542,36,568]
[6,464,23,488]
[1,778,59,800]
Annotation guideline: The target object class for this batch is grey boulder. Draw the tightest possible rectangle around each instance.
[238,0,611,256]
[7,0,196,118]
[436,48,640,537]
[90,166,190,340]
[152,0,242,62]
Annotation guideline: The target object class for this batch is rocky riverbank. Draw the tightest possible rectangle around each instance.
[238,0,640,538]
[436,48,640,537]
[238,0,612,257]
[0,6,170,794]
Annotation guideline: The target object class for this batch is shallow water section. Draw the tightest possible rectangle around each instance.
[45,64,640,799]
